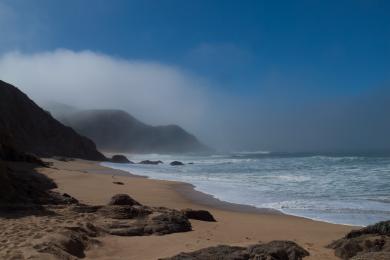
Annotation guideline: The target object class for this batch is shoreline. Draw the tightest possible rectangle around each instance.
[100,162,361,227]
[38,159,355,259]
[100,161,282,215]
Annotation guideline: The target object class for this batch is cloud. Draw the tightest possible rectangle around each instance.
[0,49,389,153]
[0,49,210,131]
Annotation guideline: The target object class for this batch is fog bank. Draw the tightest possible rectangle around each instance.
[0,49,389,153]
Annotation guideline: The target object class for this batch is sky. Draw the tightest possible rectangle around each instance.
[0,0,389,153]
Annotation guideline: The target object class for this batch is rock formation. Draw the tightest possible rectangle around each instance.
[0,80,105,161]
[170,161,185,166]
[161,240,310,260]
[182,209,216,222]
[52,109,210,154]
[110,154,133,163]
[328,220,390,259]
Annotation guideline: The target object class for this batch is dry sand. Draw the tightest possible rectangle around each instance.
[25,159,353,260]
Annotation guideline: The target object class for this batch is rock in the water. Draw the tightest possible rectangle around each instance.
[170,161,184,166]
[108,194,141,206]
[139,160,163,165]
[328,220,390,259]
[182,209,216,222]
[161,240,309,260]
[113,181,124,185]
[110,155,133,163]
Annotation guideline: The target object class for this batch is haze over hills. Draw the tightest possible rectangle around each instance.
[45,106,210,154]
[0,80,105,161]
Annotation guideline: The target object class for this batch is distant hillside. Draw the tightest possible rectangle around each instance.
[57,109,210,154]
[0,80,105,161]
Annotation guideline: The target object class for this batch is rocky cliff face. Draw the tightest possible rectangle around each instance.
[0,80,105,161]
[58,109,210,154]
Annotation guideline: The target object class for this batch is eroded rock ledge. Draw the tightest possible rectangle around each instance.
[328,220,390,260]
[160,240,310,260]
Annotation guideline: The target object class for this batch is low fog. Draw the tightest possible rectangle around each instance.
[0,49,389,153]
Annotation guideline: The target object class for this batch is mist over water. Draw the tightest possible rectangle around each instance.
[103,152,390,226]
[0,50,389,153]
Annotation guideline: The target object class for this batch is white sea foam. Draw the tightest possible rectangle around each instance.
[102,152,390,226]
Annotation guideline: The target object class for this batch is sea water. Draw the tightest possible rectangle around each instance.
[102,152,390,226]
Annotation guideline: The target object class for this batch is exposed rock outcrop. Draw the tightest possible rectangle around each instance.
[170,161,184,166]
[0,80,105,161]
[0,161,56,206]
[108,194,141,206]
[139,160,164,165]
[99,195,192,236]
[161,240,309,260]
[328,220,390,259]
[110,154,133,163]
[182,209,216,222]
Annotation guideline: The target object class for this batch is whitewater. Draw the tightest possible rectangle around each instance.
[102,152,390,226]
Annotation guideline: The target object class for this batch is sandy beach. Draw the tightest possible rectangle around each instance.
[30,159,354,260]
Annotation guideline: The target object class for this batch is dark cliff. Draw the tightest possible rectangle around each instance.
[0,80,105,161]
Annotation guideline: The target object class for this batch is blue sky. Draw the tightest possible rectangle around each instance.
[0,0,389,152]
[2,0,389,95]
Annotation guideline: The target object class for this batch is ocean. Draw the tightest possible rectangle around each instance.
[102,152,390,226]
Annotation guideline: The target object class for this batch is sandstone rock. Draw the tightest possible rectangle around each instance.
[71,204,102,213]
[161,240,309,260]
[247,241,310,260]
[161,245,248,260]
[32,223,101,259]
[182,209,216,222]
[108,194,141,206]
[346,221,390,238]
[328,220,390,259]
[98,205,152,219]
[351,252,390,260]
[103,208,192,236]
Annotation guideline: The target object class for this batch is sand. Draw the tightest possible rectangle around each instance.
[23,159,353,260]
[0,159,355,259]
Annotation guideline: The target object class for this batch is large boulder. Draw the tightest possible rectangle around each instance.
[328,220,390,259]
[161,240,309,260]
[108,194,141,206]
[182,209,216,222]
[110,155,133,163]
[247,241,310,260]
[170,161,184,166]
[98,205,152,219]
[162,245,247,260]
[103,208,192,236]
